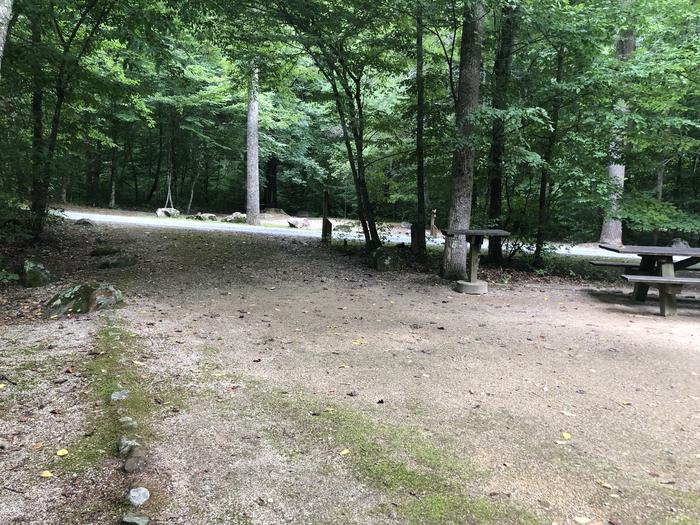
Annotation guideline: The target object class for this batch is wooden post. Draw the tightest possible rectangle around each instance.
[658,257,676,316]
[632,255,656,301]
[430,209,438,237]
[322,188,332,244]
[467,235,483,283]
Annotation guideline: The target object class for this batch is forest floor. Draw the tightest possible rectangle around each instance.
[1,219,699,525]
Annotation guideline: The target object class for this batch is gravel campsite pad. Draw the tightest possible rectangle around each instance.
[1,220,699,524]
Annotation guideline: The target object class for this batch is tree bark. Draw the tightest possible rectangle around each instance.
[412,1,427,258]
[109,147,118,209]
[534,47,565,261]
[246,64,261,225]
[264,156,279,209]
[0,0,12,78]
[487,4,517,263]
[441,1,485,280]
[146,119,163,203]
[599,1,635,245]
[29,12,46,233]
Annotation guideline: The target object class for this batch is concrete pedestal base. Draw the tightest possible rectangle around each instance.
[454,280,488,295]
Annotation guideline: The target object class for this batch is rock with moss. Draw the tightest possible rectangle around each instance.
[21,260,51,287]
[190,212,218,221]
[222,212,247,223]
[370,247,401,272]
[46,283,123,317]
[156,207,179,218]
[288,217,310,229]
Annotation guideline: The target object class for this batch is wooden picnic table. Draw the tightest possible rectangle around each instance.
[441,229,510,294]
[599,244,700,315]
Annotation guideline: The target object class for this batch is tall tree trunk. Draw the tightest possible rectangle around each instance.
[246,64,261,225]
[29,12,46,232]
[109,147,118,209]
[264,156,279,209]
[0,0,13,78]
[146,119,163,203]
[599,1,635,245]
[534,47,565,262]
[412,1,427,258]
[487,4,517,262]
[164,122,174,209]
[89,149,101,205]
[441,1,485,280]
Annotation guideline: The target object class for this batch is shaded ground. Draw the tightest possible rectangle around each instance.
[1,220,699,525]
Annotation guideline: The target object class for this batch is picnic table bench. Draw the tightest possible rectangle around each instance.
[599,244,700,316]
[441,228,510,294]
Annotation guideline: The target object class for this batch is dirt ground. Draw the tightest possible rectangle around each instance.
[1,219,699,525]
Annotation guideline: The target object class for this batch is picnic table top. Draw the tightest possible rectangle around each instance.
[441,229,510,237]
[599,244,700,258]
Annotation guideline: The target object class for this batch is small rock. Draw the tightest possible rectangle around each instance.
[573,517,591,525]
[111,390,130,402]
[124,447,147,473]
[127,487,150,507]
[288,217,310,229]
[118,437,141,457]
[121,512,150,525]
[119,416,138,429]
[155,207,180,218]
[21,260,51,288]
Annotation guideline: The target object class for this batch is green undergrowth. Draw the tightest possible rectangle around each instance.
[228,382,539,525]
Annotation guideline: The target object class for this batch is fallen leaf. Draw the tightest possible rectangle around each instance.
[339,449,351,456]
[560,411,576,417]
[32,442,44,451]
[39,471,54,478]
[562,432,572,441]
[339,364,349,369]
[351,340,365,346]
[596,480,612,490]
[0,383,6,390]
[56,448,69,457]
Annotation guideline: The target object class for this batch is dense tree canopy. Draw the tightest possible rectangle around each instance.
[1,0,699,252]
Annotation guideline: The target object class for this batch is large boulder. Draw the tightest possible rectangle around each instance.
[47,283,123,317]
[190,212,218,221]
[156,208,180,218]
[288,218,310,229]
[222,212,247,223]
[21,260,51,288]
[671,238,690,249]
[370,247,401,272]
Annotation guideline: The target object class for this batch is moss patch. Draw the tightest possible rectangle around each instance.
[230,385,539,525]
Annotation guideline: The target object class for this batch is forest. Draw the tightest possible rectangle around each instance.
[1,0,699,264]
